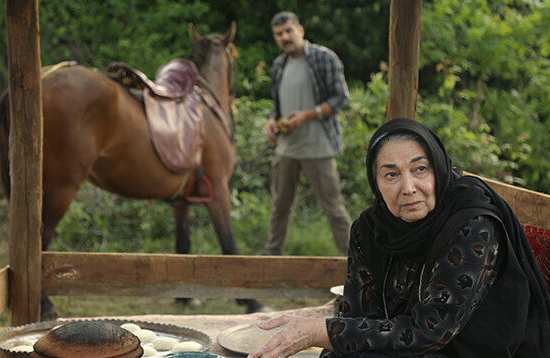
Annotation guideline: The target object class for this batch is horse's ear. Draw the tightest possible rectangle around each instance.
[222,21,237,45]
[189,23,202,44]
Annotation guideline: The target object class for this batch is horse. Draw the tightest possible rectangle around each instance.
[0,23,263,315]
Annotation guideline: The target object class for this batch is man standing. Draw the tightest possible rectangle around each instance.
[264,11,351,255]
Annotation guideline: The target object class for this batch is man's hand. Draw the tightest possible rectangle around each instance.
[284,110,311,132]
[266,117,280,143]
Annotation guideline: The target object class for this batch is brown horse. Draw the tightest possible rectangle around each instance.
[0,23,263,314]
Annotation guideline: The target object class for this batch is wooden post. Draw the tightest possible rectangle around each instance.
[6,0,43,325]
[387,0,422,121]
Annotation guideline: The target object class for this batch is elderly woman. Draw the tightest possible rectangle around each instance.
[248,118,550,358]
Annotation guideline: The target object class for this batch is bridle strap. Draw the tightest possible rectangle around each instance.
[196,80,233,142]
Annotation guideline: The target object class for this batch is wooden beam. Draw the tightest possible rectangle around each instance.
[465,172,550,229]
[6,0,43,325]
[387,0,422,121]
[42,253,347,299]
[0,266,9,314]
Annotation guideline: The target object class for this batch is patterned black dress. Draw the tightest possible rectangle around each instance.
[321,215,500,358]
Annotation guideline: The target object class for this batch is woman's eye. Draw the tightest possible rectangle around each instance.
[417,166,426,172]
[385,172,397,180]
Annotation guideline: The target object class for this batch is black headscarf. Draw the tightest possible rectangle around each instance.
[358,118,550,356]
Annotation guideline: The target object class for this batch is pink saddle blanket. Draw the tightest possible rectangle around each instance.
[108,59,203,173]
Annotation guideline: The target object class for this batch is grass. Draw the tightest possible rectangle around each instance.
[0,295,327,327]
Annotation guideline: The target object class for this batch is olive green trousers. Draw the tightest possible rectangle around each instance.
[263,155,351,255]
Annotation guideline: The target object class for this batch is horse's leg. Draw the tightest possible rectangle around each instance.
[206,180,238,255]
[174,200,191,255]
[42,186,82,250]
[40,184,85,320]
[173,200,195,305]
[40,121,98,320]
[206,180,265,313]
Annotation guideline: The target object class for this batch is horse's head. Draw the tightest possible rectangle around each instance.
[188,22,237,98]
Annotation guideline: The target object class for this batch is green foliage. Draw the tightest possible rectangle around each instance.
[419,0,550,191]
[231,96,273,193]
[37,0,214,78]
[0,1,390,95]
[338,73,388,214]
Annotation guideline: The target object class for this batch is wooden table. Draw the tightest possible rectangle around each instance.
[72,303,334,358]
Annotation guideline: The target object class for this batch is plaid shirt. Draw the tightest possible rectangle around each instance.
[270,41,349,153]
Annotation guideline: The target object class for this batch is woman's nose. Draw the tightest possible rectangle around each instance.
[402,173,417,195]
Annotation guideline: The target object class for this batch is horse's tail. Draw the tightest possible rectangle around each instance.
[0,90,10,199]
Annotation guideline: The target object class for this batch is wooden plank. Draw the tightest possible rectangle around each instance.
[0,266,9,314]
[387,0,422,121]
[42,253,347,299]
[465,172,550,229]
[6,0,43,325]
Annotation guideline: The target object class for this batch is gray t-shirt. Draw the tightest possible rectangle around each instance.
[276,55,337,159]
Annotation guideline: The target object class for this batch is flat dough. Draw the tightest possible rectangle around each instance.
[172,340,204,352]
[135,329,156,343]
[9,338,35,348]
[11,345,34,353]
[142,345,158,357]
[152,336,178,351]
[120,323,141,334]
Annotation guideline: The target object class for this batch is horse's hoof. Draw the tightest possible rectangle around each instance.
[246,302,269,314]
[237,299,266,314]
[175,297,190,305]
[175,297,203,307]
[40,297,58,321]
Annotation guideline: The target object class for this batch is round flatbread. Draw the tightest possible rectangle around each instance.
[135,329,156,343]
[152,336,178,351]
[142,345,158,357]
[120,323,141,334]
[172,340,204,352]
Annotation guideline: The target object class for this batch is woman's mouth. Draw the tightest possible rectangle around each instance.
[403,201,421,209]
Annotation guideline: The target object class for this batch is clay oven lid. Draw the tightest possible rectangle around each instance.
[31,321,143,358]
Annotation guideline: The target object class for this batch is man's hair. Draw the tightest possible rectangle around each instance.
[270,11,300,28]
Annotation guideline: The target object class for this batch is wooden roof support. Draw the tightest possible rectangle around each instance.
[387,0,422,121]
[6,0,43,325]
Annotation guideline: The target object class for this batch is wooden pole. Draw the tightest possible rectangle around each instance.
[6,0,43,325]
[387,0,422,121]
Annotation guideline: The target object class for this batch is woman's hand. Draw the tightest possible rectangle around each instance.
[246,315,332,358]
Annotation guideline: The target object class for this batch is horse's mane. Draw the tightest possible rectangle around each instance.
[188,34,238,69]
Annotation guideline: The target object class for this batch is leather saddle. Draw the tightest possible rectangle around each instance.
[108,59,203,174]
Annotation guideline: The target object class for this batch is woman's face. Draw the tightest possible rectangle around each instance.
[375,138,436,222]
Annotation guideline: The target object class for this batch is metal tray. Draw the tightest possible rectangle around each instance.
[0,318,212,358]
